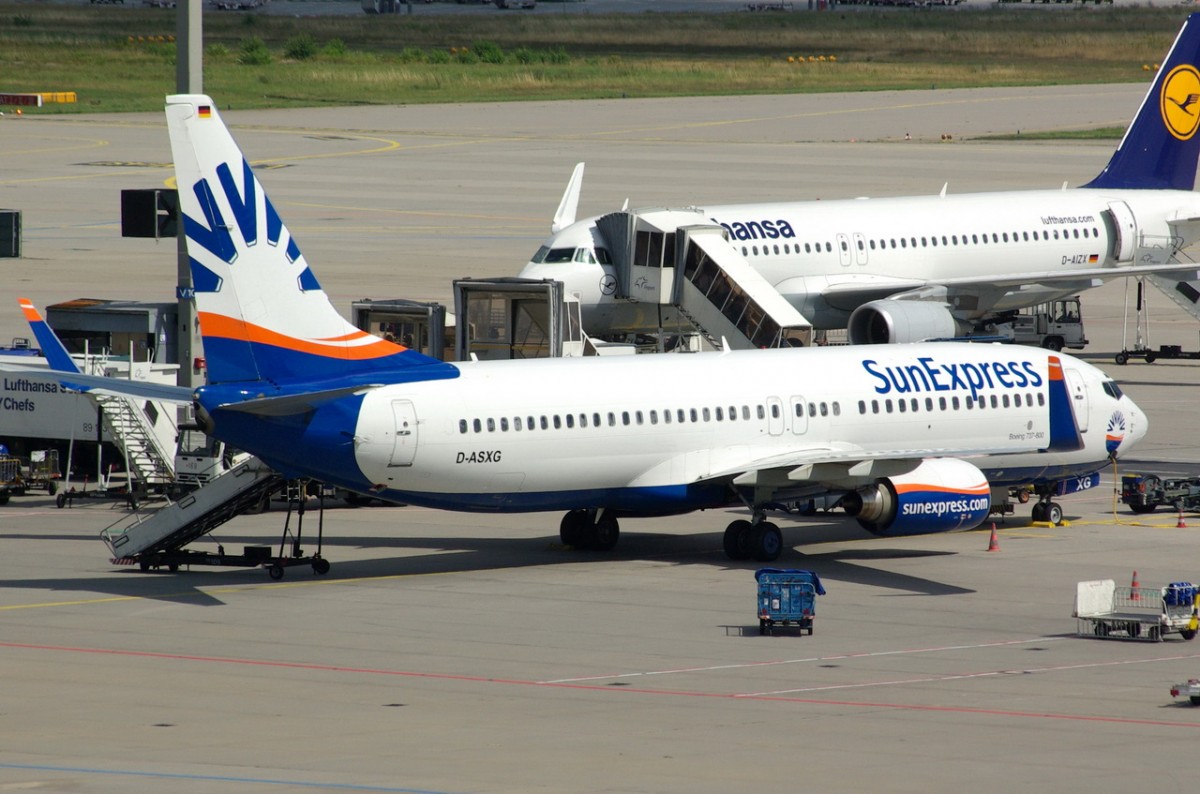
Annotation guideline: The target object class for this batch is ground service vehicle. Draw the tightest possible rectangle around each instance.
[1120,473,1200,514]
[756,569,825,635]
[1073,579,1199,642]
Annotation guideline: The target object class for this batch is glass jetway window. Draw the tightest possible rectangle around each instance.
[634,230,675,269]
[682,241,784,347]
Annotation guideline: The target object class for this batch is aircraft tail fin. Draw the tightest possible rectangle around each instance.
[1084,13,1200,191]
[19,298,81,375]
[165,95,446,386]
[551,162,585,233]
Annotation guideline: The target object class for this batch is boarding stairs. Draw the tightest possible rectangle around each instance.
[100,456,282,561]
[77,355,176,487]
[1147,272,1200,325]
[596,209,811,349]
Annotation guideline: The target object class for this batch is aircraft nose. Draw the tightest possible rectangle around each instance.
[1118,396,1147,456]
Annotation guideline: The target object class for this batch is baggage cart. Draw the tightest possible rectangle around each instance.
[1073,579,1199,642]
[755,568,825,636]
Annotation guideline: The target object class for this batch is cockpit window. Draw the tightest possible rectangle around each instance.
[1102,380,1124,399]
[530,246,576,264]
[574,248,596,264]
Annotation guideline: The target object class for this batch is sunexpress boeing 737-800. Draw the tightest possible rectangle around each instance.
[519,14,1200,345]
[17,95,1147,569]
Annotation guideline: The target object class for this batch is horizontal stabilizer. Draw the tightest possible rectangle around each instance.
[214,383,385,417]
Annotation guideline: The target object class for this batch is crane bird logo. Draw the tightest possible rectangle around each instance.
[1161,65,1200,140]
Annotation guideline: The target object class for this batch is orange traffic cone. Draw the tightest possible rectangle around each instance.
[1131,570,1140,601]
[987,524,1000,552]
[1178,509,1188,529]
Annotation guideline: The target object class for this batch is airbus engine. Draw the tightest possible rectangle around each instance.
[847,300,965,345]
[840,459,992,536]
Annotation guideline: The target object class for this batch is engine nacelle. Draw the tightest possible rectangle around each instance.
[847,300,965,345]
[841,459,992,536]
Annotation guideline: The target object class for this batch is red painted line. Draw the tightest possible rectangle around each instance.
[4,640,1200,728]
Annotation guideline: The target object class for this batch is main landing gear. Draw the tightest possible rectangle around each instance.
[560,508,620,551]
[723,515,783,562]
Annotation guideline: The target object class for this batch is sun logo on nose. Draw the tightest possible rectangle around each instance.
[1106,411,1127,455]
[1161,65,1200,141]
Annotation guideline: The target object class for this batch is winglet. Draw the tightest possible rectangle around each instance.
[1084,13,1200,190]
[551,162,585,233]
[1045,355,1084,452]
[19,298,81,374]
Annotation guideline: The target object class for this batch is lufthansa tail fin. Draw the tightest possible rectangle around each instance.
[165,95,446,386]
[1085,13,1200,191]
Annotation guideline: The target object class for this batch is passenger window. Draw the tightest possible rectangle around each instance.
[925,398,933,411]
[636,410,644,425]
[820,403,828,417]
[872,399,879,414]
[832,402,840,416]
[580,414,588,428]
[473,418,482,433]
[771,404,780,419]
[1002,394,1010,408]
[939,397,946,410]
[622,411,630,426]
[664,410,672,424]
[729,406,737,421]
[742,406,751,421]
[593,412,601,427]
[804,243,811,254]
[756,405,765,420]
[702,407,711,422]
[898,399,906,413]
[715,407,724,421]
[885,400,893,414]
[608,412,616,427]
[650,410,658,425]
[808,403,816,417]
[952,397,960,410]
[691,408,699,423]
[565,415,574,429]
[858,400,866,414]
[990,395,998,408]
[679,409,687,423]
[515,417,523,431]
[553,415,562,429]
[501,417,509,432]
[541,416,549,430]
[459,419,468,434]
[487,418,496,432]
[1038,393,1045,406]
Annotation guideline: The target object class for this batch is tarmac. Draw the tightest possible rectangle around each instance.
[5,84,1200,792]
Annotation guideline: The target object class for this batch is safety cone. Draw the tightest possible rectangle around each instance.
[986,524,1000,552]
[1178,509,1188,529]
[1131,570,1140,601]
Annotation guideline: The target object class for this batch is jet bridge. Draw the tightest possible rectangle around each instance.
[596,210,811,349]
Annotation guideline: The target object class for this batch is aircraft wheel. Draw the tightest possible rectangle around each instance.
[559,509,589,547]
[752,522,783,562]
[1045,502,1063,525]
[723,520,753,560]
[590,514,620,552]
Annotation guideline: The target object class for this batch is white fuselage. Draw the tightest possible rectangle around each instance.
[520,187,1200,332]
[334,343,1142,514]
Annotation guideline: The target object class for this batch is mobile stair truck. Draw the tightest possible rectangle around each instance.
[1073,579,1199,642]
[755,569,825,636]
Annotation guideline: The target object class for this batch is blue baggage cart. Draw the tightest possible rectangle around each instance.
[755,568,825,635]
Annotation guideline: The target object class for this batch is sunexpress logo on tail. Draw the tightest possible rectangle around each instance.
[1161,64,1200,141]
[184,158,320,292]
[862,355,1044,404]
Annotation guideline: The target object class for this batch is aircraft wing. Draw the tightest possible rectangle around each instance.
[700,444,1021,489]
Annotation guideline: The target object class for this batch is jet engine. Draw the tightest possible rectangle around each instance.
[847,300,965,345]
[841,459,992,536]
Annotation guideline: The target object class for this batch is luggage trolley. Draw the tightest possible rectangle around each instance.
[755,568,825,635]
